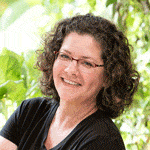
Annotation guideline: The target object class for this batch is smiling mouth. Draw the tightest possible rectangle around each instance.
[61,78,81,86]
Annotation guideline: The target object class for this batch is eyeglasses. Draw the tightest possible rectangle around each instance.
[54,51,104,72]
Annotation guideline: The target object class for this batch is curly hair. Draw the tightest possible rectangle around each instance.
[36,13,140,118]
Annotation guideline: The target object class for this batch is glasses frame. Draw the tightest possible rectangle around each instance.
[54,51,104,68]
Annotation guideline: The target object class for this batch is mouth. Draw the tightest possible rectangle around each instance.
[61,77,82,86]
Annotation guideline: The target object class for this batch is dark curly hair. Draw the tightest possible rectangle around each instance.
[36,13,140,118]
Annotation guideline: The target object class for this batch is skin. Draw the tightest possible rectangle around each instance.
[0,136,17,150]
[53,32,105,105]
[45,32,105,149]
[0,32,105,150]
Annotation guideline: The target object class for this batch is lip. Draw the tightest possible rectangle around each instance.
[61,77,82,86]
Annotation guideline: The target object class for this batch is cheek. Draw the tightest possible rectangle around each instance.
[53,62,60,84]
[53,62,66,87]
[85,73,104,91]
[52,64,56,81]
[52,62,56,76]
[53,61,61,77]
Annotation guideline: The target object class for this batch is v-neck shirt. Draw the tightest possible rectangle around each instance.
[0,97,125,150]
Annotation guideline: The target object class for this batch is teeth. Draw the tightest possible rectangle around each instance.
[63,78,79,85]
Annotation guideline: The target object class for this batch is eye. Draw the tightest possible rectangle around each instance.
[59,53,71,60]
[81,60,94,68]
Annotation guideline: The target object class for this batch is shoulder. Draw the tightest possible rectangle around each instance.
[16,97,58,122]
[77,110,125,149]
[0,97,58,147]
[19,97,57,112]
[87,110,121,136]
[78,135,125,150]
[20,97,54,106]
[18,96,58,116]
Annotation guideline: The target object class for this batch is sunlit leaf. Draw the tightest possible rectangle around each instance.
[87,0,96,8]
[146,63,150,69]
[0,49,25,90]
[0,1,8,17]
[0,54,21,82]
[106,0,117,7]
[49,0,74,4]
[147,121,150,131]
[25,51,41,81]
[0,85,7,99]
[1,0,18,5]
[49,0,56,4]
[25,0,42,6]
[5,80,26,104]
[112,2,117,18]
[145,34,149,42]
[1,48,24,65]
[1,0,30,30]
[126,12,135,27]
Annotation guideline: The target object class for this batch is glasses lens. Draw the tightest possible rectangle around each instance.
[54,52,101,73]
[80,60,95,69]
[59,53,71,61]
[78,60,95,73]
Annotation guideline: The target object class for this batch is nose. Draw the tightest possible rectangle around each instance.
[64,60,79,76]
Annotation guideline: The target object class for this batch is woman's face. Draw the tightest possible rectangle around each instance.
[53,32,105,104]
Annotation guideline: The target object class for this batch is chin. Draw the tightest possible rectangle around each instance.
[58,93,80,103]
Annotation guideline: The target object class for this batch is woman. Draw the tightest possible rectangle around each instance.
[0,13,139,150]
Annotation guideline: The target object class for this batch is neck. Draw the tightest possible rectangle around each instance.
[53,98,98,129]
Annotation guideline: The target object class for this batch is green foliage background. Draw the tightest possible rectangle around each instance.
[0,0,150,149]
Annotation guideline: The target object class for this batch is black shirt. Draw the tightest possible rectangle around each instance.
[0,97,125,149]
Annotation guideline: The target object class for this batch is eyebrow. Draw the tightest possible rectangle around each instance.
[63,49,71,54]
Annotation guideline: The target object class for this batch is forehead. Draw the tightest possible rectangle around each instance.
[60,32,103,60]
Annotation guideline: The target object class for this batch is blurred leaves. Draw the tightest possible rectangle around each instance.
[106,0,117,7]
[25,0,42,6]
[0,80,27,104]
[87,0,96,8]
[0,48,42,116]
[0,49,23,82]
[0,0,150,149]
[1,0,30,30]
